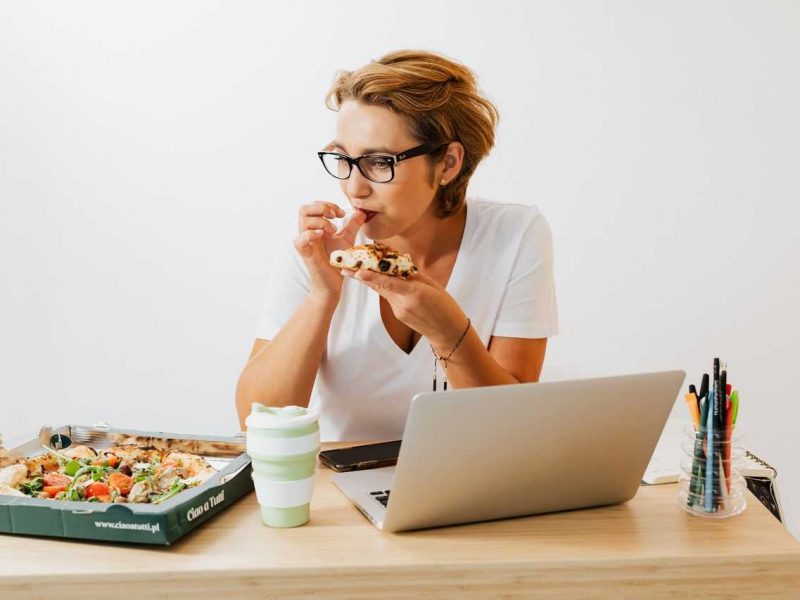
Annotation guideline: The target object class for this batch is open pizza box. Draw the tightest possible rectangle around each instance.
[0,424,253,545]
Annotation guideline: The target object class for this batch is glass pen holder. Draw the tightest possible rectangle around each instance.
[677,423,746,518]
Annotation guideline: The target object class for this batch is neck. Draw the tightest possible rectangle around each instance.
[380,202,468,270]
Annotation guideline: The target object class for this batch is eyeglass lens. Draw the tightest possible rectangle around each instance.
[321,154,394,183]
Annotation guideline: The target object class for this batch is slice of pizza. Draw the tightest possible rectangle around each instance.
[330,242,418,279]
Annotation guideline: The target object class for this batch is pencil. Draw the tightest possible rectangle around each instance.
[684,393,701,430]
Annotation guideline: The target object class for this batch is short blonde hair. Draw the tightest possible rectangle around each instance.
[325,50,499,218]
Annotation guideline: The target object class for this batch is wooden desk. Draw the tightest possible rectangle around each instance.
[1,444,799,599]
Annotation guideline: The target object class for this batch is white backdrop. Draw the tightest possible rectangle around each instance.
[1,1,798,538]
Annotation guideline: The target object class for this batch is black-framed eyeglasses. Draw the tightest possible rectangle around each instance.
[317,143,449,184]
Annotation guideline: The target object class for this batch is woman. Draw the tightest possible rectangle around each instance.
[236,50,558,441]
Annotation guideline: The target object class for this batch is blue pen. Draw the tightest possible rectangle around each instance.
[705,388,715,512]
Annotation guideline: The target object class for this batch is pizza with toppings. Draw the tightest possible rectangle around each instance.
[0,444,216,504]
[330,242,418,279]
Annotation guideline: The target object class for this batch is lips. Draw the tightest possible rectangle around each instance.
[356,208,378,223]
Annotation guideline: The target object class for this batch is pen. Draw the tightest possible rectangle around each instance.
[724,388,734,493]
[710,359,721,510]
[705,388,715,512]
[719,366,728,495]
[698,374,709,403]
[719,365,727,434]
[731,390,740,425]
[689,384,701,414]
[688,394,709,507]
[717,452,729,512]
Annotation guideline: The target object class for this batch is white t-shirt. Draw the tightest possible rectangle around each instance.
[254,197,559,441]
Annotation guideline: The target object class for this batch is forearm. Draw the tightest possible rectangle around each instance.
[236,293,338,427]
[429,324,519,389]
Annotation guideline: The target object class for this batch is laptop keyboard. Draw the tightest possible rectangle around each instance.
[370,489,391,507]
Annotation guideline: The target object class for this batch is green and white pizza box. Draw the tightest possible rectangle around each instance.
[0,424,254,545]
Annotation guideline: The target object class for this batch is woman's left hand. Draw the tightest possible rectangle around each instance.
[341,268,468,351]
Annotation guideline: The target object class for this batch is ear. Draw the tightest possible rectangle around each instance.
[439,141,465,185]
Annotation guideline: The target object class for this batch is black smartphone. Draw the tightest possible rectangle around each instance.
[318,440,402,472]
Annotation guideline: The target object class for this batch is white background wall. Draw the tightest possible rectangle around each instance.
[1,1,798,538]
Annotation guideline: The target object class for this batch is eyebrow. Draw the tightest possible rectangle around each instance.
[329,141,396,155]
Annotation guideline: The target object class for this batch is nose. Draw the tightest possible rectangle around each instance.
[344,164,373,199]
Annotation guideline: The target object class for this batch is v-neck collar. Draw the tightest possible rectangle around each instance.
[365,200,474,359]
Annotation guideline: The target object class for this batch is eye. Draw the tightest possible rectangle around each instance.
[364,156,392,170]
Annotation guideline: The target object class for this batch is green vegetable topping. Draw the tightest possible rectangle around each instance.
[152,480,186,505]
[20,477,44,496]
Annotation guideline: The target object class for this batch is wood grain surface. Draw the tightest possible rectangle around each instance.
[1,442,798,598]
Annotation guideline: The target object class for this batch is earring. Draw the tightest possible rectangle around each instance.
[440,179,447,186]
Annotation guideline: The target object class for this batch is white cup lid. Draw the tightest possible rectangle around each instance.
[245,403,318,430]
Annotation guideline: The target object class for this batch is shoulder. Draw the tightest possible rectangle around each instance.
[467,197,549,238]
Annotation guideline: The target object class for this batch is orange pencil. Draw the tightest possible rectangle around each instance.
[684,393,701,430]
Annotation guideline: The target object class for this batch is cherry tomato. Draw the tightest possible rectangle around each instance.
[108,472,133,496]
[85,482,111,498]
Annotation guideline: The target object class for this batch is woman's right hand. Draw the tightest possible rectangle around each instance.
[294,201,367,301]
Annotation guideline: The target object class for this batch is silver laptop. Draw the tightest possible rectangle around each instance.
[332,370,685,532]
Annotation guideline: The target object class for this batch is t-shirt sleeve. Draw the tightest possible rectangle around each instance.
[253,232,311,341]
[491,213,559,338]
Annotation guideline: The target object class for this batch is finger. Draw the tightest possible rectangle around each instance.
[293,229,325,251]
[299,217,337,235]
[355,264,432,287]
[300,202,345,219]
[352,269,410,298]
[299,201,338,218]
[333,209,367,240]
[405,269,439,288]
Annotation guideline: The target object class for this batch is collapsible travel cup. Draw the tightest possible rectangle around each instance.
[245,404,320,527]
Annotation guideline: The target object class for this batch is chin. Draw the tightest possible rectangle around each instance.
[362,220,381,239]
